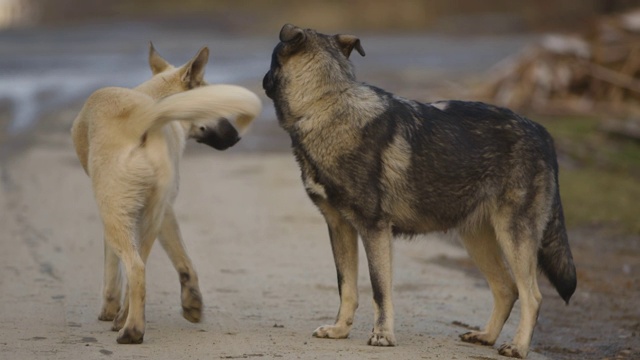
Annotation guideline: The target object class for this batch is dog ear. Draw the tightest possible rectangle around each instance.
[335,35,365,58]
[279,23,305,43]
[181,46,209,88]
[148,42,171,75]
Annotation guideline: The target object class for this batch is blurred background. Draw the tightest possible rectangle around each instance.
[0,1,638,359]
[0,0,637,32]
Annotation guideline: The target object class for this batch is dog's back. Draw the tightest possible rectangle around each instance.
[71,87,157,174]
[369,97,555,234]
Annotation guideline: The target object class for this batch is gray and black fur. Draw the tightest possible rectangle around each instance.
[263,24,576,359]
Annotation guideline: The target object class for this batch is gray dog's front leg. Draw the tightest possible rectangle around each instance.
[361,226,396,346]
[313,200,359,340]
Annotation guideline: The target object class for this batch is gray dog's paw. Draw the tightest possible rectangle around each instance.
[313,324,350,339]
[367,331,396,346]
[460,331,495,346]
[498,343,526,358]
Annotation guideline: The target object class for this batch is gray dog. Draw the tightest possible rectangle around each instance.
[263,24,576,359]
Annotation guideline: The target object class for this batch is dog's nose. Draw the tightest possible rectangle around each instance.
[227,136,241,148]
[212,135,240,150]
[195,119,240,151]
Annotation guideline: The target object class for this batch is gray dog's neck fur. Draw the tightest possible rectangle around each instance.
[280,65,383,135]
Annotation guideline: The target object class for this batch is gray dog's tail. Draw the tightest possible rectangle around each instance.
[538,187,577,304]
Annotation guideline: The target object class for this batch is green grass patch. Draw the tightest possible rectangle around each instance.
[559,167,640,234]
[535,115,640,234]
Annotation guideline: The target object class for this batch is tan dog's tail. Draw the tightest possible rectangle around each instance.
[132,84,262,138]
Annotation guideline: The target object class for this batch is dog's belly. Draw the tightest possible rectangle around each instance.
[391,219,452,237]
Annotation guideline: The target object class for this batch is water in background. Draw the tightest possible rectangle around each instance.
[0,19,532,145]
[0,21,274,134]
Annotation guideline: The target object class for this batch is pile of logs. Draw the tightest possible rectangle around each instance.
[477,8,640,119]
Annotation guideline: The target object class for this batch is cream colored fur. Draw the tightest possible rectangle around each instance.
[71,43,261,344]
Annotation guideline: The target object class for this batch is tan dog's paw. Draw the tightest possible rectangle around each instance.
[460,331,495,346]
[498,343,527,358]
[368,331,396,346]
[98,302,120,322]
[111,308,128,331]
[116,326,144,344]
[181,286,203,323]
[313,324,350,339]
[180,272,202,323]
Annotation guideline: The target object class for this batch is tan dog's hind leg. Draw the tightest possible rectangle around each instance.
[94,169,149,344]
[111,199,165,336]
[99,242,122,321]
[158,205,202,323]
[110,237,147,335]
[313,200,358,339]
[112,289,128,332]
[459,224,518,346]
[100,216,146,344]
[112,197,202,336]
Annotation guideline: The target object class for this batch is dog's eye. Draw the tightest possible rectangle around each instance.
[199,126,206,132]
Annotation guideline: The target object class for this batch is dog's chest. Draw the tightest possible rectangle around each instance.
[293,144,330,201]
[295,145,355,205]
[301,167,328,199]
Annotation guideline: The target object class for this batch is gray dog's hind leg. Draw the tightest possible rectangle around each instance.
[492,215,543,358]
[459,224,518,346]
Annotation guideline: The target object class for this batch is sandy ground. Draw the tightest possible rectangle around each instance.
[0,97,557,360]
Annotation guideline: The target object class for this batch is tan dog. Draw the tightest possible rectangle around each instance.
[71,43,261,344]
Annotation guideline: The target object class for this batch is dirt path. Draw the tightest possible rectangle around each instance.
[536,228,640,359]
[0,103,556,360]
[2,95,638,360]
